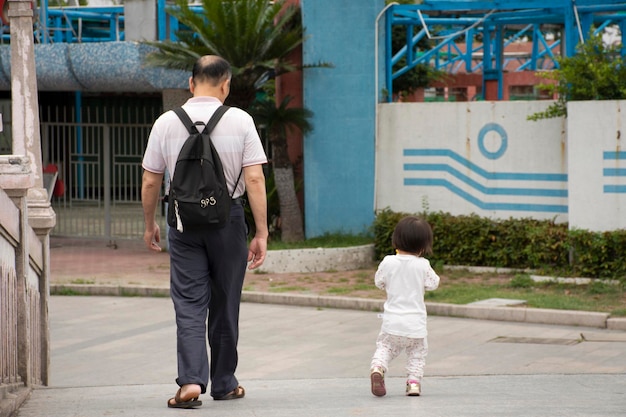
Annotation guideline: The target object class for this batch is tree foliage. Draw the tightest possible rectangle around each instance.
[528,31,626,121]
[143,0,304,109]
[250,95,313,168]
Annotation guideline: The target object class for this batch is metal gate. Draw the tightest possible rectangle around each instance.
[42,101,166,241]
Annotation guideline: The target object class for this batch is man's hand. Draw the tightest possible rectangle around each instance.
[143,222,162,252]
[141,169,164,252]
[243,164,268,269]
[247,235,267,269]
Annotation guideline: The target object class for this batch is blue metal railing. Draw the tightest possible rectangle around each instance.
[0,0,199,44]
[40,6,125,43]
[385,0,626,101]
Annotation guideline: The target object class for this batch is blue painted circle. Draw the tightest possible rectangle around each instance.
[478,123,508,160]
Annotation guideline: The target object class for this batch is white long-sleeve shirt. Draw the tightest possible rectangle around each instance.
[375,254,440,338]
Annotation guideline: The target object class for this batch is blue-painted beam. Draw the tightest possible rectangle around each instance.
[385,1,626,101]
[416,0,569,10]
[158,0,166,40]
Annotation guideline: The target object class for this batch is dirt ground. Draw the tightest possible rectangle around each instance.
[49,236,513,300]
[49,236,379,296]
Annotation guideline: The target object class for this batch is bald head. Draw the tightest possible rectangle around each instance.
[189,55,232,101]
[192,55,232,86]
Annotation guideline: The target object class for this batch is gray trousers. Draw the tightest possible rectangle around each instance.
[168,204,248,398]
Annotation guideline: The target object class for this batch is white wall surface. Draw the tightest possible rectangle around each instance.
[376,101,568,222]
[568,101,626,232]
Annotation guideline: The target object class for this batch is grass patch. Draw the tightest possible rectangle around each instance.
[327,287,352,295]
[352,283,377,291]
[52,288,81,296]
[148,263,169,271]
[327,283,377,295]
[425,279,625,314]
[269,286,309,293]
[267,232,373,250]
[69,278,95,285]
[509,274,534,288]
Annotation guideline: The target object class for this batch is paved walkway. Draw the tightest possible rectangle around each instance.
[16,237,626,416]
[18,296,626,417]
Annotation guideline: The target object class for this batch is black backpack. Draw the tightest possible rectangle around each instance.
[167,106,241,232]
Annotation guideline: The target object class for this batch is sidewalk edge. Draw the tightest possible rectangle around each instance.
[50,284,619,330]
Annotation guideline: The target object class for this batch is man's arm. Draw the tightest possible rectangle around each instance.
[141,169,164,252]
[243,164,268,269]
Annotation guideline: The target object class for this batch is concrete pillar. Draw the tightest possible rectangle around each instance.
[8,0,55,386]
[301,0,385,237]
[9,0,55,226]
[124,0,157,41]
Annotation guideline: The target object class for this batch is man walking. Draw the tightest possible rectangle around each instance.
[141,55,268,408]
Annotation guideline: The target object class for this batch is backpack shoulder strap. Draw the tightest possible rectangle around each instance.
[172,107,200,134]
[202,105,230,135]
[172,105,230,135]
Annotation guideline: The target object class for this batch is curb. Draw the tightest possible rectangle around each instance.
[50,284,626,330]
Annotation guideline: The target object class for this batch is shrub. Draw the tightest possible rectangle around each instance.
[373,209,626,281]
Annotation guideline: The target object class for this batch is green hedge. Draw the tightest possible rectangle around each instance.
[373,209,626,280]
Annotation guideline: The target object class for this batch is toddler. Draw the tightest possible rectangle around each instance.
[370,216,440,397]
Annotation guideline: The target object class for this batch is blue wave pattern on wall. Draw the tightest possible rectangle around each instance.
[603,151,626,193]
[403,149,568,213]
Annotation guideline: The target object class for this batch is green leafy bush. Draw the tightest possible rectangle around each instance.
[372,209,626,281]
[528,31,626,121]
[569,229,626,279]
[372,208,408,259]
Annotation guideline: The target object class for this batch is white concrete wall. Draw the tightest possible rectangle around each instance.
[376,101,568,222]
[259,244,375,274]
[568,101,626,232]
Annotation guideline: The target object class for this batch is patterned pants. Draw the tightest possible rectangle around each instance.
[370,332,428,381]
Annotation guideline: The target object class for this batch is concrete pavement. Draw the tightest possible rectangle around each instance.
[16,296,626,417]
[20,237,625,416]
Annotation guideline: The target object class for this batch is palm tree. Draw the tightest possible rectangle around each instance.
[251,95,312,242]
[143,0,303,109]
[145,0,322,242]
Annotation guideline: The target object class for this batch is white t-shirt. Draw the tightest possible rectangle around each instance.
[375,254,440,338]
[142,96,268,198]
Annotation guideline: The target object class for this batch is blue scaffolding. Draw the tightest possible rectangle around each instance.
[385,0,626,100]
[4,0,626,102]
[1,0,190,44]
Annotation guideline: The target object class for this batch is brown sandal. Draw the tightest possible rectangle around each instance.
[167,388,202,409]
[214,385,245,400]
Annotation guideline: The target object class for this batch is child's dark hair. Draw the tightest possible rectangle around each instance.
[391,216,433,255]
